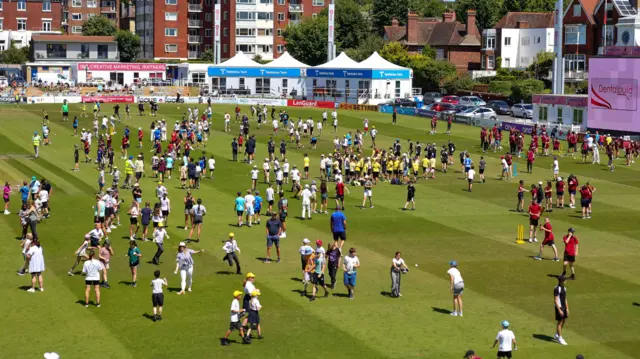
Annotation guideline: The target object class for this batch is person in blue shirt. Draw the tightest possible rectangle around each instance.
[29,176,41,201]
[254,190,263,225]
[330,209,347,250]
[235,192,246,227]
[166,156,174,179]
[19,181,30,205]
[154,128,162,142]
[346,132,352,147]
[124,126,130,139]
[73,116,79,136]
[463,153,472,175]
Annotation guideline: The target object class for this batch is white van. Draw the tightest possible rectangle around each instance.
[34,73,75,86]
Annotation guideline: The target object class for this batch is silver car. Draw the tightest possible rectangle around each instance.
[458,96,487,107]
[457,107,497,121]
[511,104,533,118]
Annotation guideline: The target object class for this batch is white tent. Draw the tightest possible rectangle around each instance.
[264,51,309,68]
[314,52,361,69]
[210,51,261,68]
[358,51,407,70]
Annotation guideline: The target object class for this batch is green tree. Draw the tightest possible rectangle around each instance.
[115,30,140,62]
[82,15,117,36]
[409,0,447,18]
[527,51,554,80]
[379,41,412,67]
[199,49,215,62]
[454,0,503,31]
[413,57,456,91]
[283,16,328,66]
[320,0,368,50]
[344,33,384,61]
[511,79,545,103]
[442,73,475,94]
[1,45,27,64]
[488,80,513,96]
[372,0,409,34]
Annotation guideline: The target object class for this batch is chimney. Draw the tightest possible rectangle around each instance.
[517,21,529,29]
[466,9,479,37]
[407,11,419,44]
[443,10,456,23]
[391,18,399,26]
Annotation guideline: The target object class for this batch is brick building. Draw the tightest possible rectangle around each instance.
[64,0,121,34]
[562,0,597,81]
[136,0,327,61]
[0,0,64,49]
[383,10,482,72]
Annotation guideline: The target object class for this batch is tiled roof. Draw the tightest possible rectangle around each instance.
[494,12,555,29]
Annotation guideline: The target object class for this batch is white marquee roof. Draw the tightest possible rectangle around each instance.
[314,52,361,69]
[210,51,261,68]
[358,51,407,70]
[265,51,309,68]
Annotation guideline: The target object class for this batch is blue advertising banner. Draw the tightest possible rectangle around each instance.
[310,68,411,79]
[379,105,418,115]
[208,67,302,77]
[371,69,411,79]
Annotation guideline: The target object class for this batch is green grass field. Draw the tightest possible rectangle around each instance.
[0,103,639,359]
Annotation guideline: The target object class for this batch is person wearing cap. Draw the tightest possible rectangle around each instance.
[447,260,464,316]
[250,165,259,190]
[244,189,256,227]
[134,155,144,184]
[222,290,246,345]
[174,242,204,295]
[234,192,246,227]
[534,217,559,261]
[222,233,242,274]
[152,222,169,265]
[361,175,374,209]
[264,213,283,263]
[254,190,263,225]
[527,199,542,243]
[555,176,565,209]
[298,238,314,285]
[261,158,270,183]
[561,228,578,280]
[492,320,517,358]
[243,289,263,343]
[554,275,569,345]
[151,269,168,322]
[241,272,257,327]
[463,349,482,359]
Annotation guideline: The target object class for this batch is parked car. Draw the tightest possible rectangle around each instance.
[459,96,486,107]
[486,100,512,115]
[440,95,459,105]
[392,98,418,107]
[89,77,106,86]
[36,73,74,86]
[423,92,443,104]
[444,104,474,115]
[511,103,533,118]
[457,107,497,121]
[432,102,454,112]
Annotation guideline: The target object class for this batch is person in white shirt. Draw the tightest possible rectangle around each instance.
[222,232,242,274]
[82,249,104,308]
[243,289,263,343]
[370,127,378,147]
[319,155,327,179]
[224,112,231,132]
[552,156,560,181]
[262,158,270,183]
[501,156,510,181]
[208,156,216,179]
[189,198,206,242]
[222,290,246,345]
[317,121,323,136]
[38,188,50,218]
[151,269,168,322]
[156,182,167,199]
[343,247,360,299]
[467,165,476,192]
[492,320,517,358]
[265,183,275,215]
[447,260,464,317]
[160,193,171,226]
[250,166,259,190]
[26,239,45,292]
[390,251,408,297]
[301,184,312,219]
[244,190,256,227]
[275,168,284,193]
[152,222,169,265]
[282,160,290,185]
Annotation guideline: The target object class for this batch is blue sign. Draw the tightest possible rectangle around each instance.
[371,69,411,79]
[207,67,301,77]
[379,105,419,115]
[309,68,410,79]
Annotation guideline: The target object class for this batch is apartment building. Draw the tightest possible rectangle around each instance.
[0,0,64,48]
[136,0,327,61]
[65,0,121,34]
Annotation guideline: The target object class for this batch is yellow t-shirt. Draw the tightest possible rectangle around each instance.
[303,157,310,168]
[412,161,419,172]
[393,160,400,170]
[422,158,430,168]
[386,161,393,172]
[372,162,381,173]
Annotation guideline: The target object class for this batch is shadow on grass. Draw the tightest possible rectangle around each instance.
[118,280,133,286]
[431,307,451,315]
[290,277,302,282]
[167,287,182,293]
[216,271,235,275]
[633,302,640,307]
[380,291,393,297]
[75,300,93,306]
[532,334,555,342]
[142,313,156,322]
[291,289,306,297]
[546,274,562,279]
[332,292,349,298]
[18,285,32,291]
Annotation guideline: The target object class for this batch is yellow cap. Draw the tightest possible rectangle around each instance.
[158,222,164,227]
[229,232,235,237]
[233,290,243,297]
[251,289,261,297]
[246,272,255,278]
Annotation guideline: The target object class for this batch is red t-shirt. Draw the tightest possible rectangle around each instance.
[544,186,552,198]
[527,151,535,162]
[542,223,554,241]
[556,181,565,192]
[580,187,592,199]
[505,154,512,165]
[568,178,578,191]
[563,235,578,255]
[529,203,542,220]
[336,182,345,196]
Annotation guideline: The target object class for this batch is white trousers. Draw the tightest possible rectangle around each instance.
[302,203,311,218]
[180,266,194,291]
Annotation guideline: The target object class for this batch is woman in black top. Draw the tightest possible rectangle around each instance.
[319,180,328,214]
[183,190,194,230]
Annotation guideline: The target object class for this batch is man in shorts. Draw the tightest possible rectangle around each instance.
[561,228,578,280]
[534,217,558,261]
[264,213,282,263]
[330,208,347,250]
[554,275,569,345]
[528,199,542,243]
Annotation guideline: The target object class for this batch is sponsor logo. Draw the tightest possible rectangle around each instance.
[292,100,317,107]
[590,78,637,111]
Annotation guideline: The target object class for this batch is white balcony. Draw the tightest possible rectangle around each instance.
[188,19,203,27]
[188,51,200,59]
[188,4,203,11]
[565,70,587,80]
[188,35,202,43]
[289,4,303,12]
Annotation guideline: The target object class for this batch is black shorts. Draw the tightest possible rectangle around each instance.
[333,231,346,241]
[152,293,164,306]
[135,172,142,180]
[284,173,289,178]
[497,351,512,359]
[336,194,344,201]
[543,240,555,246]
[312,274,325,286]
[62,112,69,117]
[580,199,589,208]
[268,200,274,206]
[236,210,243,216]
[557,191,564,197]
[279,214,287,223]
[85,280,100,286]
[563,254,575,263]
[106,207,114,217]
[555,307,568,321]
[41,201,49,209]
[304,166,309,172]
[162,210,169,217]
[130,260,139,268]
[373,172,379,179]
[248,310,260,325]
[228,321,241,331]
[407,195,414,202]
[130,217,138,225]
[530,218,539,227]
[153,222,159,228]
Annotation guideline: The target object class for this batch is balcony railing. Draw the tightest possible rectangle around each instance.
[565,70,587,80]
[188,4,203,11]
[188,35,202,43]
[188,19,203,27]
[188,51,200,59]
[289,4,303,12]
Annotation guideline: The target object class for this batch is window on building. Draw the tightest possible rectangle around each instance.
[520,56,529,65]
[257,12,273,20]
[223,44,228,53]
[72,26,82,33]
[603,26,613,46]
[166,0,177,4]
[484,35,495,49]
[312,0,323,5]
[572,108,583,125]
[165,44,178,52]
[191,72,206,83]
[0,19,3,31]
[97,44,108,59]
[205,13,212,22]
[223,11,228,20]
[72,13,83,20]
[42,21,51,31]
[488,55,495,69]
[80,43,90,58]
[259,44,271,53]
[165,12,177,21]
[255,78,271,94]
[17,19,26,30]
[504,37,511,46]
[87,13,96,18]
[0,0,3,10]
[521,36,530,46]
[565,25,586,45]
[260,0,272,3]
[572,4,581,17]
[236,28,255,36]
[205,44,212,51]
[236,44,255,53]
[257,28,272,36]
[277,0,284,4]
[46,44,67,58]
[436,48,445,60]
[205,29,212,37]
[556,107,562,122]
[165,28,178,36]
[17,0,26,10]
[277,28,282,37]
[72,0,82,6]
[312,13,318,18]
[87,0,97,7]
[503,58,510,67]
[539,106,548,121]
[237,0,254,3]
[42,0,51,11]
[481,54,485,69]
[534,36,541,44]
[282,78,288,91]
[237,11,255,20]
[223,27,228,36]
[239,78,245,88]
[277,44,284,53]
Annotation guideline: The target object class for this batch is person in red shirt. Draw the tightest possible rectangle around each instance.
[553,138,560,156]
[528,200,542,242]
[544,181,553,212]
[137,128,144,148]
[534,217,558,261]
[334,179,349,210]
[579,184,592,219]
[463,349,482,359]
[121,136,129,159]
[505,153,513,176]
[542,134,550,156]
[561,228,578,280]
[567,174,578,209]
[555,177,565,209]
[516,180,529,212]
[526,149,535,174]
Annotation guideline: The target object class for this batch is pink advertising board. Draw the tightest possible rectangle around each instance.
[76,63,167,72]
[588,57,640,132]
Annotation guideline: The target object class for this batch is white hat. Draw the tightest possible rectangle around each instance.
[558,177,562,181]
[265,158,269,161]
[253,165,257,168]
[178,242,186,247]
[44,354,60,359]
[538,181,543,185]
[305,184,309,188]
[302,238,310,244]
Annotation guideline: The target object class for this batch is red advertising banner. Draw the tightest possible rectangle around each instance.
[287,99,335,109]
[532,95,587,107]
[81,96,135,103]
[77,63,167,72]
